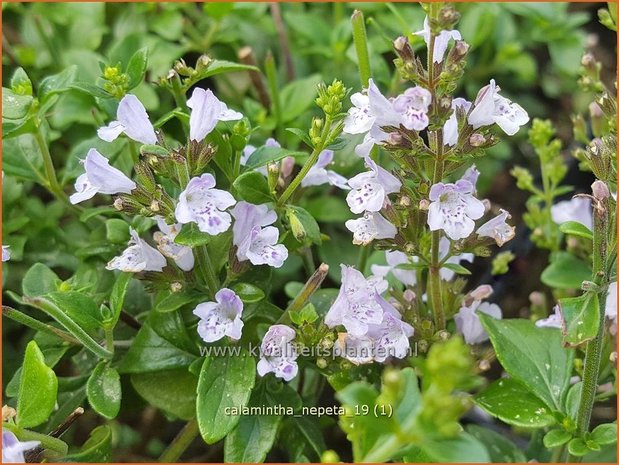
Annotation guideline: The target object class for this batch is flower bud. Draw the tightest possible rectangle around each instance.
[316,358,328,369]
[403,289,416,302]
[280,156,296,179]
[399,195,411,207]
[419,199,430,211]
[469,284,493,301]
[113,197,124,211]
[592,180,610,201]
[589,102,605,137]
[171,282,183,293]
[469,133,486,147]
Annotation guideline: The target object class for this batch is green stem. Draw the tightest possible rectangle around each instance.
[23,296,113,360]
[357,245,371,274]
[278,263,329,324]
[351,10,371,87]
[2,422,68,457]
[34,129,70,206]
[104,327,115,354]
[278,116,333,206]
[264,51,283,140]
[573,193,610,442]
[158,418,199,463]
[2,305,80,345]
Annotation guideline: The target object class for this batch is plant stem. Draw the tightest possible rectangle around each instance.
[2,305,80,345]
[158,418,199,463]
[278,263,329,324]
[34,129,71,207]
[573,193,610,443]
[351,10,371,87]
[357,244,371,274]
[270,3,295,81]
[264,51,284,140]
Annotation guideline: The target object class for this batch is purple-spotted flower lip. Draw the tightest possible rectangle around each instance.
[98,94,158,146]
[193,288,244,343]
[392,86,432,131]
[427,178,485,241]
[257,324,299,381]
[346,156,401,215]
[187,88,243,142]
[468,79,529,136]
[230,202,288,268]
[175,173,236,235]
[106,228,167,273]
[153,217,194,271]
[70,149,136,205]
[345,212,397,246]
[455,300,502,345]
[2,430,40,463]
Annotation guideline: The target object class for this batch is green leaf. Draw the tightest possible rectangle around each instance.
[559,221,593,240]
[126,47,148,90]
[285,127,313,146]
[543,429,573,448]
[479,315,573,410]
[22,263,61,297]
[231,282,265,303]
[63,425,112,462]
[86,362,121,420]
[38,66,78,102]
[2,134,45,182]
[109,272,132,327]
[175,223,212,247]
[233,171,273,204]
[105,218,130,244]
[2,88,33,120]
[421,433,490,463]
[286,205,321,245]
[568,438,590,457]
[466,425,527,462]
[244,146,302,169]
[280,74,322,122]
[155,292,197,313]
[69,82,111,99]
[591,423,617,445]
[118,322,197,373]
[47,291,103,333]
[223,381,298,462]
[131,368,198,420]
[474,378,556,427]
[558,292,600,346]
[541,252,591,290]
[193,59,258,81]
[10,67,32,94]
[441,262,472,275]
[197,351,256,444]
[17,341,58,428]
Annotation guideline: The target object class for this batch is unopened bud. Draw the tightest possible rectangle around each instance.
[469,285,493,301]
[437,330,450,341]
[316,358,328,369]
[196,54,211,71]
[113,198,124,211]
[440,96,452,110]
[387,132,403,146]
[478,360,491,371]
[150,200,160,212]
[529,291,545,307]
[592,180,610,200]
[453,40,469,57]
[399,196,411,207]
[581,53,596,69]
[2,405,16,422]
[403,289,416,302]
[281,156,296,179]
[482,199,491,212]
[419,199,430,211]
[469,133,486,147]
[170,282,183,293]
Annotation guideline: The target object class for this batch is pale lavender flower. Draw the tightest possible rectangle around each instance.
[345,212,397,245]
[438,237,474,280]
[2,245,10,262]
[536,306,563,329]
[193,288,244,342]
[367,306,414,362]
[550,197,593,230]
[414,16,462,64]
[301,150,349,190]
[468,79,529,136]
[2,430,39,463]
[427,179,485,240]
[476,209,515,246]
[70,149,136,204]
[325,265,389,337]
[187,88,243,142]
[335,333,375,365]
[343,92,375,135]
[371,250,417,286]
[454,300,502,344]
[106,228,167,273]
[257,324,299,381]
[98,94,157,145]
[153,218,194,271]
[443,98,472,147]
[346,157,401,214]
[461,164,480,191]
[230,202,288,268]
[392,86,432,131]
[175,174,236,235]
[606,282,617,336]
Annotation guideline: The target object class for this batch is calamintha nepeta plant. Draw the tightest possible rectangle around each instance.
[1,2,616,463]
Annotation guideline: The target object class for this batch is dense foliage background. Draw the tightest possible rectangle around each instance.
[2,2,616,462]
